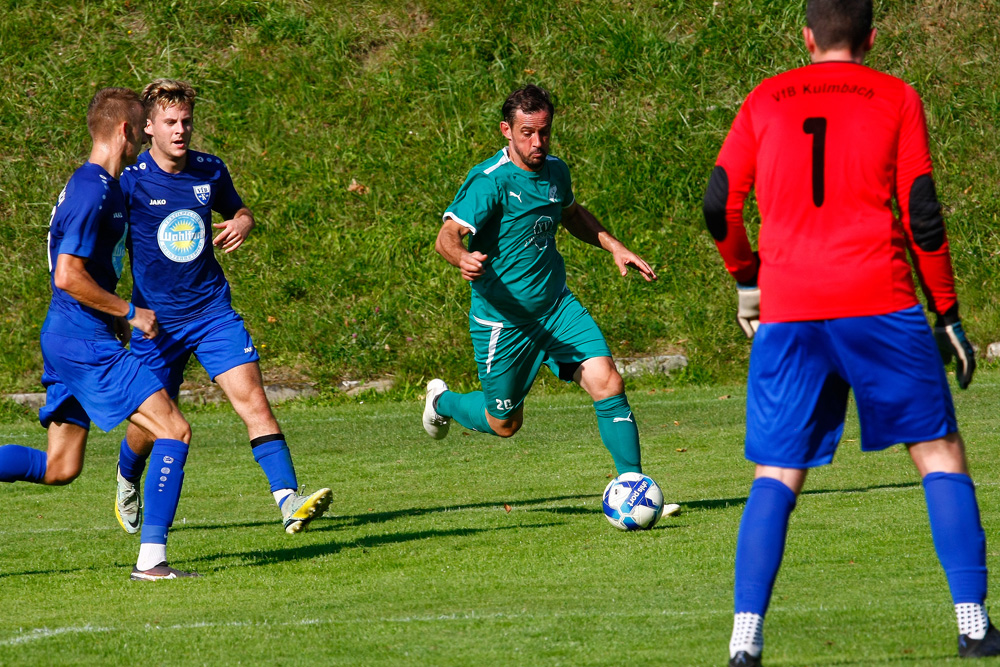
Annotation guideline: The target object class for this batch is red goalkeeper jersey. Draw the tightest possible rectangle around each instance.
[705,61,955,322]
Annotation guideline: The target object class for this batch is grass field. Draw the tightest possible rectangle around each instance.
[2,371,1000,665]
[2,0,999,391]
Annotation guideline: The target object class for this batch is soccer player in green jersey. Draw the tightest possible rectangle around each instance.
[424,84,659,479]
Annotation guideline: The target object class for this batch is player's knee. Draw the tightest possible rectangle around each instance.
[166,416,192,444]
[44,463,82,486]
[493,419,522,438]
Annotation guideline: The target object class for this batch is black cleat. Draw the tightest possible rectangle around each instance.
[130,561,201,581]
[729,651,762,667]
[960,621,1000,658]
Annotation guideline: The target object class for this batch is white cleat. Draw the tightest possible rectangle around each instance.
[662,503,681,518]
[115,464,142,534]
[422,379,450,440]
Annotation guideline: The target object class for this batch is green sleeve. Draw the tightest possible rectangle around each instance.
[443,173,501,234]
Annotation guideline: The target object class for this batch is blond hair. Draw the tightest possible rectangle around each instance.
[141,78,196,118]
[86,87,141,140]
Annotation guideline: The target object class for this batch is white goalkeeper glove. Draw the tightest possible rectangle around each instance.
[736,283,760,339]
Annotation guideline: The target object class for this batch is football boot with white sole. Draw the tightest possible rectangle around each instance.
[422,379,450,440]
[281,488,332,534]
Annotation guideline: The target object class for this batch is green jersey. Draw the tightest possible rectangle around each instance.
[444,148,576,325]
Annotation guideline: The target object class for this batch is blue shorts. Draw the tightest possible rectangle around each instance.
[129,308,259,398]
[746,305,957,468]
[39,332,164,432]
[471,290,612,419]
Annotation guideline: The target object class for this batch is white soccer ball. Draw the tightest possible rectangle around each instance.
[602,472,665,531]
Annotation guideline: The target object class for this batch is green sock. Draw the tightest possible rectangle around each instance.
[594,393,642,473]
[436,390,497,435]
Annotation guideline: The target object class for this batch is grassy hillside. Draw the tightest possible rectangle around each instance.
[1,0,998,394]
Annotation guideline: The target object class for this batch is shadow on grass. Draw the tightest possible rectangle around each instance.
[684,481,920,513]
[0,523,562,578]
[187,522,561,571]
[174,493,599,533]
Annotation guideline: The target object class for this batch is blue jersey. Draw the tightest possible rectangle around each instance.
[41,162,129,339]
[121,150,244,325]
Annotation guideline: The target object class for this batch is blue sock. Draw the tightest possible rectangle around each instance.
[923,472,988,604]
[436,390,498,435]
[251,434,298,493]
[118,437,147,483]
[734,477,798,615]
[0,445,47,483]
[139,439,188,545]
[593,393,642,474]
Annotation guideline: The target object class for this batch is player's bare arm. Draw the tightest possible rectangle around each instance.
[212,206,255,253]
[561,202,656,281]
[435,218,487,281]
[54,253,158,338]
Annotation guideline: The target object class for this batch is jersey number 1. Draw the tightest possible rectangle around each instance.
[803,117,827,207]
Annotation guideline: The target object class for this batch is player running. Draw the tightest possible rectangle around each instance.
[424,84,669,487]
[114,79,330,536]
[0,88,196,581]
[704,1,998,664]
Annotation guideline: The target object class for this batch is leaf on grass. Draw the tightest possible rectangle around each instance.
[673,420,680,426]
[503,503,512,513]
[675,448,687,453]
[266,316,277,323]
[718,395,731,400]
[348,178,369,194]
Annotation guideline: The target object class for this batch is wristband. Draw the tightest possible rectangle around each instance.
[126,302,136,320]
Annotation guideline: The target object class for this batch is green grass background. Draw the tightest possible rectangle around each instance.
[1,0,998,393]
[3,372,1000,665]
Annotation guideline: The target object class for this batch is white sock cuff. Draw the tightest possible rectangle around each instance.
[957,603,989,640]
[730,611,764,658]
[136,542,167,571]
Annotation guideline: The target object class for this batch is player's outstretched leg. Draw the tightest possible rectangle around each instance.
[730,475,799,665]
[426,380,499,437]
[0,445,48,483]
[116,437,146,534]
[593,394,641,474]
[215,362,331,532]
[132,438,199,581]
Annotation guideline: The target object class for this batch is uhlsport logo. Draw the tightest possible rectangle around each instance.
[193,184,211,205]
[157,209,206,263]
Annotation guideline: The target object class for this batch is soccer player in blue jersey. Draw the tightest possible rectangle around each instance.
[0,87,197,581]
[424,85,667,485]
[113,79,331,536]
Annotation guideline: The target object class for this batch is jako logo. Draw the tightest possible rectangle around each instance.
[149,199,166,205]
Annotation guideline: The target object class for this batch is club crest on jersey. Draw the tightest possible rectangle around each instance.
[157,209,206,263]
[548,184,559,202]
[525,215,555,250]
[193,184,211,206]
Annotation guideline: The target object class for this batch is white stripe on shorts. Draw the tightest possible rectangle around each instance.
[472,315,504,374]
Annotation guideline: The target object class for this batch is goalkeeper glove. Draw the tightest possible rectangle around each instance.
[934,307,975,389]
[736,283,760,339]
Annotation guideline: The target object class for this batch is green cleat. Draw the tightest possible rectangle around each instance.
[115,465,142,535]
[281,488,332,534]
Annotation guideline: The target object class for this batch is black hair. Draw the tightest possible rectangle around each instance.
[501,84,555,126]
[806,0,873,52]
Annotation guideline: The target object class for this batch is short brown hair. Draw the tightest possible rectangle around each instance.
[141,78,196,118]
[806,0,873,52]
[86,87,141,140]
[501,84,555,127]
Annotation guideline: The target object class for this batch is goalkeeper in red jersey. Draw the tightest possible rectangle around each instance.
[704,1,997,664]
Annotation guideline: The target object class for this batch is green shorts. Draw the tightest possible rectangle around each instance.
[470,290,612,419]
